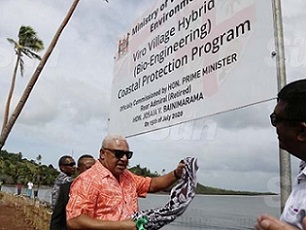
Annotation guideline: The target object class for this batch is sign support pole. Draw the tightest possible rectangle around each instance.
[272,0,292,212]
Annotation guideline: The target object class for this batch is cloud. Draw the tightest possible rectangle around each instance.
[0,0,304,193]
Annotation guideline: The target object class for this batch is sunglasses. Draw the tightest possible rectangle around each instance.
[103,148,133,159]
[270,112,301,127]
[62,162,76,167]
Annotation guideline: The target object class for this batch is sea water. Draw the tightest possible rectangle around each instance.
[139,194,280,230]
[1,186,280,229]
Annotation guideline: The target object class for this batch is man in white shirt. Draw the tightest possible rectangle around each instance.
[280,160,306,229]
[27,181,34,198]
[256,79,306,229]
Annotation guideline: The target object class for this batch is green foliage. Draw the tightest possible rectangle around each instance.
[7,25,44,76]
[0,150,58,186]
[129,164,159,177]
[0,151,276,195]
[195,183,276,195]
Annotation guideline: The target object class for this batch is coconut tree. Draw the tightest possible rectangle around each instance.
[0,0,81,151]
[0,0,109,151]
[1,26,44,136]
[0,0,80,151]
[0,0,108,151]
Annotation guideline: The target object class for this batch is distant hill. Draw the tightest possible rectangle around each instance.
[195,183,276,195]
[0,150,58,186]
[1,150,276,195]
[128,164,276,196]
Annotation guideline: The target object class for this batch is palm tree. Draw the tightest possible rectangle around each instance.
[1,26,44,135]
[0,0,81,151]
[0,0,109,151]
[0,0,102,151]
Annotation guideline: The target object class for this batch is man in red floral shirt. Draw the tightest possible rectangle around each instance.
[67,134,185,230]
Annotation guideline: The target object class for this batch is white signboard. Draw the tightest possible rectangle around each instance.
[108,0,277,137]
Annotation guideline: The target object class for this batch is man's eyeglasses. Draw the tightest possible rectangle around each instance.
[270,112,301,127]
[103,148,133,159]
[62,162,76,167]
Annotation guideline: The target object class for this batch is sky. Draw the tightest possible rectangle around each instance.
[1,0,306,193]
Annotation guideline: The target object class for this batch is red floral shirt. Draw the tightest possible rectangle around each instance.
[66,160,151,221]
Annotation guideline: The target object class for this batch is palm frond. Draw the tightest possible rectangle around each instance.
[22,48,42,60]
[7,25,44,78]
[21,49,32,59]
[18,26,44,52]
[7,38,17,46]
[28,40,44,52]
[18,26,37,41]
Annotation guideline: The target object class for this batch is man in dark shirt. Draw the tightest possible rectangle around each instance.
[50,154,95,230]
[51,155,76,209]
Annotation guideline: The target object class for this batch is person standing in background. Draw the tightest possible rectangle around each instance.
[16,182,23,195]
[51,155,76,209]
[27,181,33,198]
[50,154,96,230]
[33,183,39,199]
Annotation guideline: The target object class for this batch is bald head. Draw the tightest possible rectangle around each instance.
[77,154,95,174]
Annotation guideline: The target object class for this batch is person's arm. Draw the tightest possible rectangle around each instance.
[148,162,185,193]
[255,214,299,230]
[67,214,136,230]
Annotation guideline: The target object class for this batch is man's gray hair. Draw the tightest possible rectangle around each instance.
[101,134,127,149]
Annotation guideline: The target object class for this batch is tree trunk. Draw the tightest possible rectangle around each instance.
[1,55,20,136]
[0,0,80,151]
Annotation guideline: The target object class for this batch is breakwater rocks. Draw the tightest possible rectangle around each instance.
[0,192,51,230]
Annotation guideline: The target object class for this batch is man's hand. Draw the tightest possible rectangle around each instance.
[173,162,186,179]
[255,214,299,230]
[119,219,137,230]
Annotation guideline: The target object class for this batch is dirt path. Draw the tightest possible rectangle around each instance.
[0,203,35,230]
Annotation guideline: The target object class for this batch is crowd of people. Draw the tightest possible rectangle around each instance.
[47,79,306,229]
